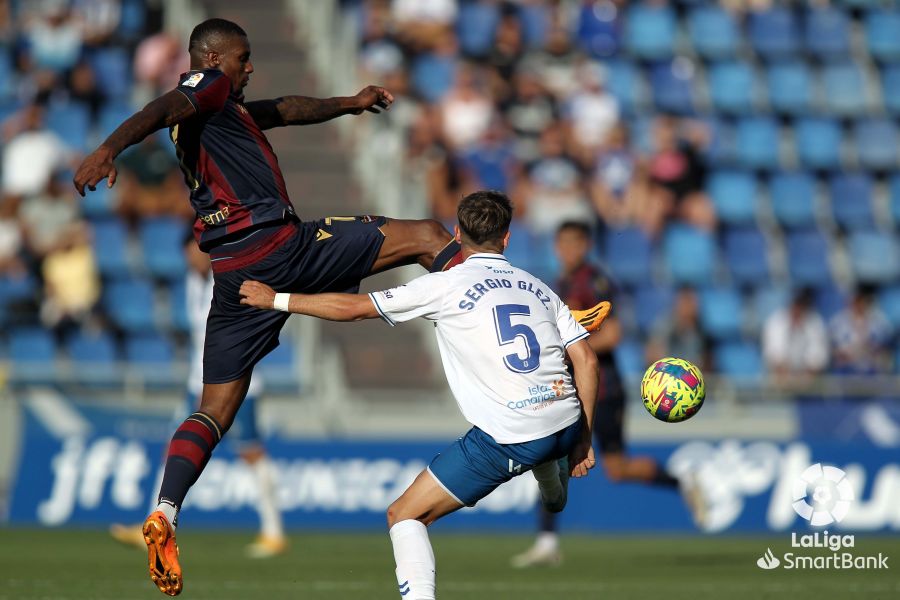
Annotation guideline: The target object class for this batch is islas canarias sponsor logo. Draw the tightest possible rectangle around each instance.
[507,379,565,410]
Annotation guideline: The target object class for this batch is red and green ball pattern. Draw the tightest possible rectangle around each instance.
[640,357,705,423]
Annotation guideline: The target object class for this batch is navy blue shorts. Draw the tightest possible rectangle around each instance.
[428,419,582,507]
[204,216,386,384]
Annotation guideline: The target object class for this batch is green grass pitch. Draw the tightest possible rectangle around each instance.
[0,529,896,599]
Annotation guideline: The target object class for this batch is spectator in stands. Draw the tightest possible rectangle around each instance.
[39,218,99,334]
[644,116,716,237]
[501,64,558,164]
[134,31,190,101]
[73,0,121,47]
[18,0,84,74]
[564,63,619,164]
[0,196,24,276]
[830,286,894,375]
[391,0,458,51]
[523,21,579,100]
[65,59,107,124]
[18,172,85,261]
[459,117,518,193]
[590,122,649,230]
[762,288,829,384]
[646,286,711,371]
[2,102,75,200]
[486,8,525,87]
[439,63,495,150]
[115,134,191,223]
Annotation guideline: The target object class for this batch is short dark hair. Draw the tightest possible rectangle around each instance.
[189,18,247,54]
[457,190,513,248]
[556,220,591,238]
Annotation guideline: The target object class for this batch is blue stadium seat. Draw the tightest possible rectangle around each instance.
[849,231,900,284]
[0,272,37,306]
[518,4,550,49]
[715,341,763,381]
[855,119,898,171]
[9,328,56,363]
[813,285,847,321]
[256,339,298,389]
[125,333,175,365]
[456,2,499,57]
[91,218,131,278]
[624,4,675,61]
[724,228,769,286]
[45,102,90,151]
[882,66,900,116]
[786,229,832,286]
[650,62,694,115]
[98,103,137,141]
[795,118,842,170]
[81,185,115,218]
[88,48,132,100]
[805,7,850,59]
[410,54,457,103]
[606,60,644,114]
[699,287,743,341]
[140,218,187,280]
[614,338,644,377]
[735,117,779,171]
[698,117,734,167]
[634,285,674,334]
[823,62,867,116]
[754,286,791,322]
[866,10,900,63]
[67,331,117,364]
[770,171,817,228]
[877,286,900,329]
[118,0,146,39]
[688,6,738,60]
[890,175,900,225]
[664,226,716,285]
[829,173,874,230]
[104,278,156,333]
[605,227,652,287]
[766,62,812,116]
[575,1,620,57]
[707,170,758,225]
[709,62,754,115]
[749,8,799,59]
[168,279,190,333]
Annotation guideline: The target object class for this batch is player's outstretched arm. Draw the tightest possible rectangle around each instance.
[239,280,379,321]
[73,90,196,196]
[567,339,599,478]
[245,85,393,130]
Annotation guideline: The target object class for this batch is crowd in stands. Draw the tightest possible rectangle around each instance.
[345,0,900,380]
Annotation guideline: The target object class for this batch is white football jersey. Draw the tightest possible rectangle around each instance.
[369,253,589,444]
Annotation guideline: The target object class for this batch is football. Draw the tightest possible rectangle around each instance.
[640,357,705,423]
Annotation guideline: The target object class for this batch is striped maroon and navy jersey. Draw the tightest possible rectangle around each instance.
[172,68,296,251]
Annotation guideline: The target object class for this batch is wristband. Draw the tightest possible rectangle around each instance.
[273,293,291,312]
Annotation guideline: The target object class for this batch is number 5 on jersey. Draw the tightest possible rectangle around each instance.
[493,304,541,374]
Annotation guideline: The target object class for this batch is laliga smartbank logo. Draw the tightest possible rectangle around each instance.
[756,463,889,571]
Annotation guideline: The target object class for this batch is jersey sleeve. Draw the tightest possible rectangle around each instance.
[175,69,231,115]
[368,272,449,326]
[553,292,590,348]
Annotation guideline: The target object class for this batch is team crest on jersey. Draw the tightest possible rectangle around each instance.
[181,72,204,87]
[237,104,248,115]
[359,215,377,223]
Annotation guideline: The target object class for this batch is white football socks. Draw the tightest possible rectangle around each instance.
[253,458,284,540]
[155,500,178,530]
[535,531,560,553]
[389,519,436,600]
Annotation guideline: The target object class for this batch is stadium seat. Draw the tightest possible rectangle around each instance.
[88,48,132,100]
[786,229,832,287]
[877,286,900,329]
[822,62,867,116]
[890,175,900,225]
[67,331,118,364]
[815,284,847,320]
[715,341,763,381]
[624,4,676,61]
[769,171,817,229]
[45,102,90,151]
[90,218,131,278]
[650,62,694,115]
[882,66,900,116]
[854,119,898,171]
[256,338,298,389]
[518,4,550,49]
[80,185,115,218]
[735,117,779,171]
[829,173,874,230]
[633,285,674,334]
[0,272,38,306]
[865,10,900,63]
[575,1,620,57]
[9,328,56,363]
[805,7,850,59]
[766,62,812,116]
[118,0,146,39]
[708,62,755,115]
[698,117,734,167]
[410,53,457,103]
[754,286,791,322]
[848,231,900,283]
[456,2,499,57]
[749,8,799,60]
[140,217,188,280]
[125,333,175,365]
[724,228,769,286]
[606,60,644,114]
[664,226,716,285]
[707,170,758,225]
[168,279,190,333]
[605,227,653,287]
[103,278,156,334]
[699,287,743,341]
[795,118,842,171]
[688,6,738,60]
[613,338,644,377]
[98,102,137,141]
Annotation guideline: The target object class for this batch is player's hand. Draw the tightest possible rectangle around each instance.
[351,85,394,115]
[568,439,595,478]
[240,280,276,310]
[73,146,117,197]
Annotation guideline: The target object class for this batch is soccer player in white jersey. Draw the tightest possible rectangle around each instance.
[239,190,601,600]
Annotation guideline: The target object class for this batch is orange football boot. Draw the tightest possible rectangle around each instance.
[142,511,183,596]
[571,300,612,333]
